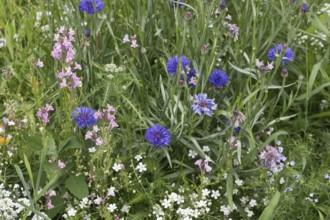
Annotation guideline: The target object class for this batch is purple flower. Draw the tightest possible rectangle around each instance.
[79,0,104,14]
[324,173,329,179]
[195,157,212,173]
[192,93,217,116]
[208,69,228,89]
[259,145,287,173]
[145,124,171,147]
[166,56,190,76]
[72,106,98,128]
[85,29,91,37]
[301,4,308,15]
[227,24,239,42]
[268,44,294,65]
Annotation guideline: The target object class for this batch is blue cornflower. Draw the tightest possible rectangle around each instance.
[79,0,104,14]
[208,69,228,89]
[145,124,171,147]
[166,56,190,76]
[268,44,294,65]
[186,68,198,87]
[301,4,308,15]
[85,29,91,37]
[192,93,217,116]
[72,106,98,128]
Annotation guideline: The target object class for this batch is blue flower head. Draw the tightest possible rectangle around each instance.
[168,0,184,8]
[268,44,294,65]
[192,93,217,116]
[166,56,190,76]
[208,69,228,89]
[301,4,308,15]
[145,124,171,147]
[79,0,104,14]
[72,106,97,128]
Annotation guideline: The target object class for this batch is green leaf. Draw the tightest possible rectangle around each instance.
[45,196,66,219]
[26,136,43,152]
[226,172,233,207]
[258,191,281,220]
[65,175,89,200]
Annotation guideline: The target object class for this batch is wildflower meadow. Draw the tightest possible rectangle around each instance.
[1,0,330,219]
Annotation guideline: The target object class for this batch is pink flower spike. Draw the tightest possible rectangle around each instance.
[93,125,100,133]
[130,39,138,48]
[57,159,65,169]
[36,58,44,68]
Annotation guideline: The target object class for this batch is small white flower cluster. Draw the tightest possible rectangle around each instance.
[0,183,32,219]
[296,31,327,52]
[240,196,257,218]
[152,187,221,219]
[317,3,330,16]
[34,11,51,32]
[105,63,126,73]
[134,154,147,173]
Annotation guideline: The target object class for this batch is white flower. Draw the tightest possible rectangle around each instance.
[161,199,172,209]
[8,120,15,126]
[121,204,131,213]
[249,199,257,208]
[196,200,207,208]
[135,154,143,161]
[202,146,210,152]
[211,190,220,199]
[136,162,147,173]
[107,203,117,213]
[67,208,76,217]
[88,147,96,153]
[79,197,89,209]
[202,188,210,198]
[107,186,116,197]
[112,163,123,172]
[235,179,243,186]
[279,177,285,184]
[188,150,198,159]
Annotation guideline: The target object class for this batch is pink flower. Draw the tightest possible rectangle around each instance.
[94,196,103,205]
[123,34,130,43]
[57,159,65,169]
[36,58,44,68]
[36,104,54,124]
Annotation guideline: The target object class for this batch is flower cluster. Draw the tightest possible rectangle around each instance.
[191,93,217,116]
[45,189,56,209]
[79,0,104,14]
[259,145,287,173]
[51,27,83,90]
[72,106,98,128]
[227,23,239,42]
[255,59,274,74]
[145,124,171,147]
[94,104,118,131]
[36,104,54,124]
[166,56,190,76]
[0,183,31,219]
[268,44,294,65]
[122,34,138,48]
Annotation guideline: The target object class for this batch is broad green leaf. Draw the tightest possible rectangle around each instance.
[258,191,281,220]
[65,175,89,200]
